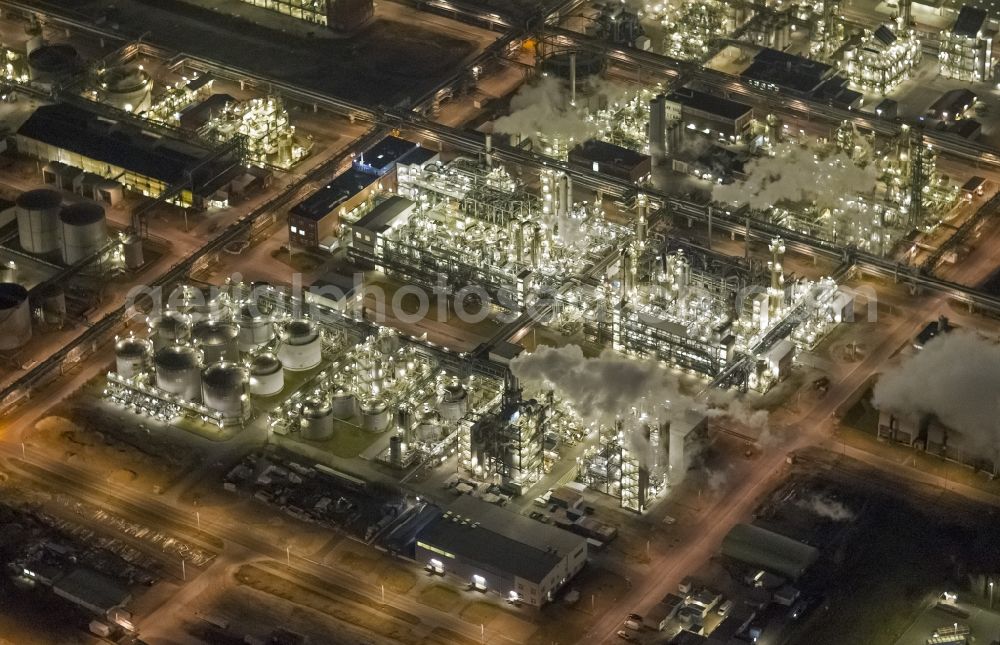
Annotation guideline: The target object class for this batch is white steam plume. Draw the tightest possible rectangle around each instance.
[712,143,878,211]
[872,331,1000,460]
[796,494,854,521]
[493,76,598,145]
[509,345,769,470]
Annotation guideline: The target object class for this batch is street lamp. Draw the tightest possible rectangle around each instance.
[990,581,994,609]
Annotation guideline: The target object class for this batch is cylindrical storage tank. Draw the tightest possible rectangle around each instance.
[301,397,335,441]
[59,202,107,265]
[438,380,469,421]
[191,320,239,364]
[122,233,144,269]
[168,284,232,322]
[27,43,79,80]
[236,305,274,352]
[331,387,355,418]
[248,352,284,397]
[277,319,321,371]
[154,344,202,401]
[34,282,65,326]
[389,435,402,465]
[148,311,191,350]
[0,283,32,350]
[417,405,442,442]
[360,398,390,432]
[98,64,153,113]
[0,260,17,284]
[16,189,61,254]
[115,336,152,379]
[201,362,247,418]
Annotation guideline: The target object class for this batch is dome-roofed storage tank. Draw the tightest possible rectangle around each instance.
[248,352,284,397]
[168,284,232,322]
[416,404,442,442]
[0,282,32,350]
[115,336,152,379]
[201,362,247,419]
[331,387,355,418]
[16,189,61,254]
[236,304,274,352]
[301,397,335,441]
[59,202,107,265]
[277,319,321,371]
[154,344,202,401]
[438,379,469,421]
[191,320,239,364]
[360,398,390,432]
[148,311,192,350]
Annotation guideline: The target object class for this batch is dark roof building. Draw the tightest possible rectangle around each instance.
[53,568,131,617]
[927,88,978,121]
[413,495,587,606]
[741,49,834,95]
[953,5,988,38]
[291,167,379,222]
[568,139,651,183]
[354,136,420,176]
[721,523,819,580]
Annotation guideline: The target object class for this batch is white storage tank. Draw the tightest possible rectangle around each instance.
[122,233,144,269]
[416,405,442,442]
[169,284,232,322]
[360,398,390,432]
[331,387,356,418]
[301,397,335,441]
[438,379,469,421]
[236,304,274,351]
[59,202,107,265]
[277,319,322,371]
[148,312,191,350]
[154,344,202,401]
[16,189,62,254]
[115,336,152,379]
[0,283,32,350]
[191,320,240,364]
[98,64,153,113]
[201,362,247,418]
[249,353,284,397]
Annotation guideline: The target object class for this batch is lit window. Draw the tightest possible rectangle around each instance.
[290,226,298,234]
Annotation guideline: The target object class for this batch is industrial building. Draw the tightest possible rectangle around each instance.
[939,5,993,82]
[842,24,922,94]
[664,88,754,142]
[347,196,416,267]
[288,167,380,249]
[568,139,652,183]
[235,0,373,31]
[742,49,836,95]
[16,103,240,208]
[720,523,819,580]
[412,496,587,606]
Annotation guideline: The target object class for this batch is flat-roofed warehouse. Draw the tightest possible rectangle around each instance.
[288,167,379,249]
[721,523,819,580]
[16,103,241,208]
[665,88,753,142]
[413,495,587,606]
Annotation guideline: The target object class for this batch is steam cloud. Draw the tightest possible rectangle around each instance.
[509,345,768,471]
[872,331,1000,460]
[712,143,878,211]
[493,76,598,145]
[796,494,855,521]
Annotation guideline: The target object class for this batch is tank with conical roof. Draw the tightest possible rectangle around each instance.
[301,397,335,440]
[122,233,144,269]
[191,320,239,364]
[154,344,202,400]
[97,64,153,113]
[201,362,247,418]
[331,387,356,418]
[59,202,107,265]
[249,352,284,397]
[416,404,442,442]
[360,397,390,432]
[27,43,79,81]
[438,379,468,421]
[0,283,31,349]
[115,336,152,379]
[236,304,274,351]
[277,319,321,371]
[148,311,192,350]
[16,189,61,254]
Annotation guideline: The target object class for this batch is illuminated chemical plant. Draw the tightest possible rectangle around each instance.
[938,6,993,83]
[842,23,921,94]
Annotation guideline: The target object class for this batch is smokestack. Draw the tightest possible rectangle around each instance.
[558,174,569,218]
[485,133,493,168]
[531,224,542,268]
[566,175,574,212]
[768,237,785,316]
[620,247,634,296]
[570,53,577,107]
[636,195,648,246]
[514,220,525,264]
[389,435,402,466]
[649,94,666,166]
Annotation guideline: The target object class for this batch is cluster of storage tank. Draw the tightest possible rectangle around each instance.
[15,189,108,266]
[110,282,331,422]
